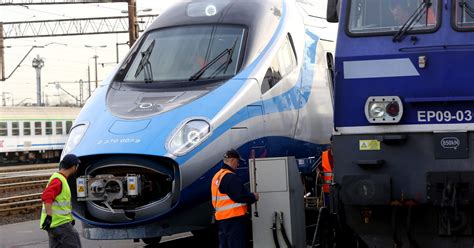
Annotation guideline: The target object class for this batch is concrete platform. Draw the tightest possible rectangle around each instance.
[0,219,195,248]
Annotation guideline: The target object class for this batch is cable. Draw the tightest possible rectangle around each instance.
[272,212,281,248]
[279,212,293,248]
[15,5,71,18]
[92,3,124,12]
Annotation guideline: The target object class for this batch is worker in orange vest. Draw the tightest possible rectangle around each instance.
[321,148,334,196]
[211,149,259,248]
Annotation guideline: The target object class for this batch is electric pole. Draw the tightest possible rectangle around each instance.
[93,55,98,89]
[32,55,44,106]
[87,63,91,98]
[128,0,138,47]
[0,23,4,81]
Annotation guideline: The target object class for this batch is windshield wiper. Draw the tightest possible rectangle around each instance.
[393,0,432,42]
[460,1,474,18]
[134,40,155,83]
[189,40,238,81]
[208,39,238,79]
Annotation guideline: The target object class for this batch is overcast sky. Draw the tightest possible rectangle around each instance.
[0,0,180,106]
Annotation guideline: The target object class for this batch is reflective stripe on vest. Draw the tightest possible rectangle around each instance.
[321,151,334,193]
[40,172,74,229]
[211,169,247,221]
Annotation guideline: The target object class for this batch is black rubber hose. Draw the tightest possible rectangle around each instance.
[272,212,280,248]
[279,212,293,248]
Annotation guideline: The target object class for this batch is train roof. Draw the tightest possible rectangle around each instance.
[148,0,282,31]
[0,107,81,120]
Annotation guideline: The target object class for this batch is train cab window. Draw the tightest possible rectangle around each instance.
[347,0,439,35]
[35,122,42,135]
[66,121,73,134]
[23,122,31,136]
[56,121,64,135]
[261,35,296,94]
[0,122,7,136]
[45,122,53,135]
[122,25,245,83]
[278,36,297,75]
[12,122,19,136]
[453,0,474,30]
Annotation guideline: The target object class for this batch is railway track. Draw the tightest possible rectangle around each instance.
[0,175,50,184]
[0,165,54,217]
[0,180,48,194]
[0,193,43,216]
[0,163,57,173]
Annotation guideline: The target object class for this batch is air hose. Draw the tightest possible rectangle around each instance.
[279,212,293,248]
[272,212,280,248]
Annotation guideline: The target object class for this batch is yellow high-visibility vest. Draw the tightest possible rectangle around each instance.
[211,169,247,221]
[40,172,74,229]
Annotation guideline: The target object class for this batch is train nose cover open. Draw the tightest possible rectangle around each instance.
[75,156,179,224]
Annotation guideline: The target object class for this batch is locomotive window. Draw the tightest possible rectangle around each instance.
[23,122,31,136]
[453,0,474,30]
[12,122,19,136]
[0,122,7,136]
[66,121,73,134]
[123,25,245,83]
[278,35,297,76]
[261,56,283,94]
[35,122,42,135]
[45,122,53,135]
[56,121,64,135]
[347,0,439,35]
[261,35,294,94]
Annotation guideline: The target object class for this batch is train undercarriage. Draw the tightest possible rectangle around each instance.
[318,133,474,248]
[0,150,61,166]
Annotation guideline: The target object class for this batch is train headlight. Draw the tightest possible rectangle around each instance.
[369,103,386,118]
[166,119,211,156]
[365,96,403,124]
[61,124,88,159]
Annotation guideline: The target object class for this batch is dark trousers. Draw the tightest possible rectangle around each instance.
[217,216,249,248]
[47,222,82,248]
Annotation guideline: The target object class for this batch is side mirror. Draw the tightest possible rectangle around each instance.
[327,0,340,23]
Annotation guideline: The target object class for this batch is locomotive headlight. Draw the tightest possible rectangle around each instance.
[167,119,211,156]
[369,103,386,118]
[365,96,403,124]
[61,124,88,159]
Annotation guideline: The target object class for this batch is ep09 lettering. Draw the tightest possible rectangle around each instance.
[417,110,473,123]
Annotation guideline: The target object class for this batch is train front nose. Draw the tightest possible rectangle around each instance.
[73,155,180,224]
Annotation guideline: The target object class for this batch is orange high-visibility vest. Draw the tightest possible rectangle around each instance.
[211,169,247,221]
[321,150,334,193]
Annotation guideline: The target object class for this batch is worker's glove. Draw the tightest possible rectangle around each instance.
[71,219,75,226]
[42,215,53,231]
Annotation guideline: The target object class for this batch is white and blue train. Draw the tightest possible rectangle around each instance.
[66,0,336,243]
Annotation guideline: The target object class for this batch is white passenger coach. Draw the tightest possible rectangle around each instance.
[0,107,80,165]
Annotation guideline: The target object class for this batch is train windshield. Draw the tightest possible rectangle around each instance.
[123,25,245,83]
[454,0,474,30]
[347,0,439,35]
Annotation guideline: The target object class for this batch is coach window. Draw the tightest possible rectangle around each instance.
[0,122,7,136]
[12,122,20,136]
[35,122,42,135]
[56,121,64,135]
[66,121,73,134]
[45,122,53,135]
[23,122,31,136]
